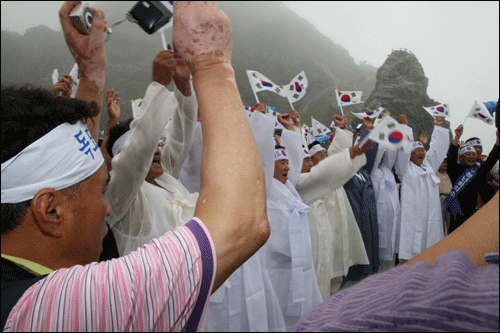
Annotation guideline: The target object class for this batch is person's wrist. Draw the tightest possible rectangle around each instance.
[192,62,236,88]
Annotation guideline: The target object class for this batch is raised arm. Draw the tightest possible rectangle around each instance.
[279,113,303,186]
[173,1,270,290]
[59,1,107,142]
[423,117,450,173]
[100,88,121,171]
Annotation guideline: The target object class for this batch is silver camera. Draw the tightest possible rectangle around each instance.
[70,1,93,35]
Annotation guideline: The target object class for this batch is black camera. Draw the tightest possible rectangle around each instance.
[128,1,173,35]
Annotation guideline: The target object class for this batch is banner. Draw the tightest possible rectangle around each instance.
[335,88,363,107]
[467,102,495,126]
[365,115,413,153]
[284,71,308,103]
[351,107,384,119]
[311,117,332,137]
[422,103,450,118]
[246,70,288,97]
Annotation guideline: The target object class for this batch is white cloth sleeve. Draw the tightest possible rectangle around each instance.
[423,126,450,173]
[328,128,353,154]
[394,124,414,181]
[161,82,199,179]
[107,82,178,226]
[248,112,276,198]
[281,128,303,187]
[296,148,366,205]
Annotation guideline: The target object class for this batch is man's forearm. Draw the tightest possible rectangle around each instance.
[74,76,105,142]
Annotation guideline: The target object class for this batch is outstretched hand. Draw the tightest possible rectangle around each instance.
[152,50,177,88]
[290,109,301,127]
[53,74,73,97]
[59,1,107,86]
[278,113,295,131]
[362,116,374,130]
[254,102,266,115]
[420,131,429,146]
[434,117,443,127]
[106,89,121,121]
[399,114,408,126]
[172,1,232,76]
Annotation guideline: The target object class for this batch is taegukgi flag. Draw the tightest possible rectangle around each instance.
[311,117,332,137]
[365,115,413,153]
[336,88,364,107]
[131,99,143,118]
[69,63,80,98]
[467,101,495,126]
[246,70,288,97]
[423,103,450,118]
[352,107,385,119]
[285,71,308,103]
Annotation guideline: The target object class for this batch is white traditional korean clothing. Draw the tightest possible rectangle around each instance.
[107,82,199,256]
[395,125,450,260]
[295,142,367,300]
[206,111,286,332]
[263,129,322,331]
[370,149,401,263]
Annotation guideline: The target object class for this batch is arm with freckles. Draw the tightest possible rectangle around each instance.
[173,1,270,291]
[59,1,108,142]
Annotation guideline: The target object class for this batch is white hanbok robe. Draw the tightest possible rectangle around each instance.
[107,82,199,256]
[396,125,450,260]
[206,111,286,332]
[263,129,323,331]
[371,149,401,261]
[295,144,367,300]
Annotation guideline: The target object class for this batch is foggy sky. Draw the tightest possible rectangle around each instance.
[2,1,499,153]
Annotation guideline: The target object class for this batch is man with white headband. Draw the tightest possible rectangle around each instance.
[1,2,270,331]
[103,46,201,257]
[294,114,369,300]
[258,113,322,330]
[395,115,449,263]
[445,124,499,233]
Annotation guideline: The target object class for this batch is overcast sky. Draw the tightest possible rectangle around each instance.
[2,1,499,152]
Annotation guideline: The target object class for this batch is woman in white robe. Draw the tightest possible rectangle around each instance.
[106,79,199,256]
[294,139,368,300]
[395,117,450,261]
[371,148,401,271]
[263,120,323,331]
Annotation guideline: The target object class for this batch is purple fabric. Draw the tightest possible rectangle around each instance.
[293,250,499,332]
[184,219,215,332]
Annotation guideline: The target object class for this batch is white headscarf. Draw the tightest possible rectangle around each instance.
[1,120,104,203]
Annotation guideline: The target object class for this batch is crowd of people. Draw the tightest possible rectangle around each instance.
[1,1,499,332]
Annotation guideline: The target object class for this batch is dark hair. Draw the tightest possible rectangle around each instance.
[105,118,134,157]
[275,144,286,150]
[308,141,322,151]
[1,85,98,235]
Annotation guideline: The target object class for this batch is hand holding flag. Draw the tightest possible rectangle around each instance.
[360,114,413,153]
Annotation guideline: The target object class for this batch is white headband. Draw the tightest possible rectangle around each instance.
[302,148,310,159]
[464,139,482,148]
[275,148,288,161]
[309,144,326,157]
[459,146,477,156]
[412,141,424,151]
[1,120,104,203]
[112,130,132,156]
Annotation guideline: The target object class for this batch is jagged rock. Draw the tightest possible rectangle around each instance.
[361,50,449,141]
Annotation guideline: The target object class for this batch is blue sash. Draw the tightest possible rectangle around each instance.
[445,164,480,219]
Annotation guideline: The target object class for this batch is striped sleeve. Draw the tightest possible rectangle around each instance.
[4,218,216,332]
[293,250,499,332]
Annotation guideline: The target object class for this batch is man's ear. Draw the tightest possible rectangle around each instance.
[31,188,64,238]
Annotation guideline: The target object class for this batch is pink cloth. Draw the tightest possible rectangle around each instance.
[4,218,216,332]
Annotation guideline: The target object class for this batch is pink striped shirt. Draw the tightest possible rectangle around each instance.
[3,218,216,332]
